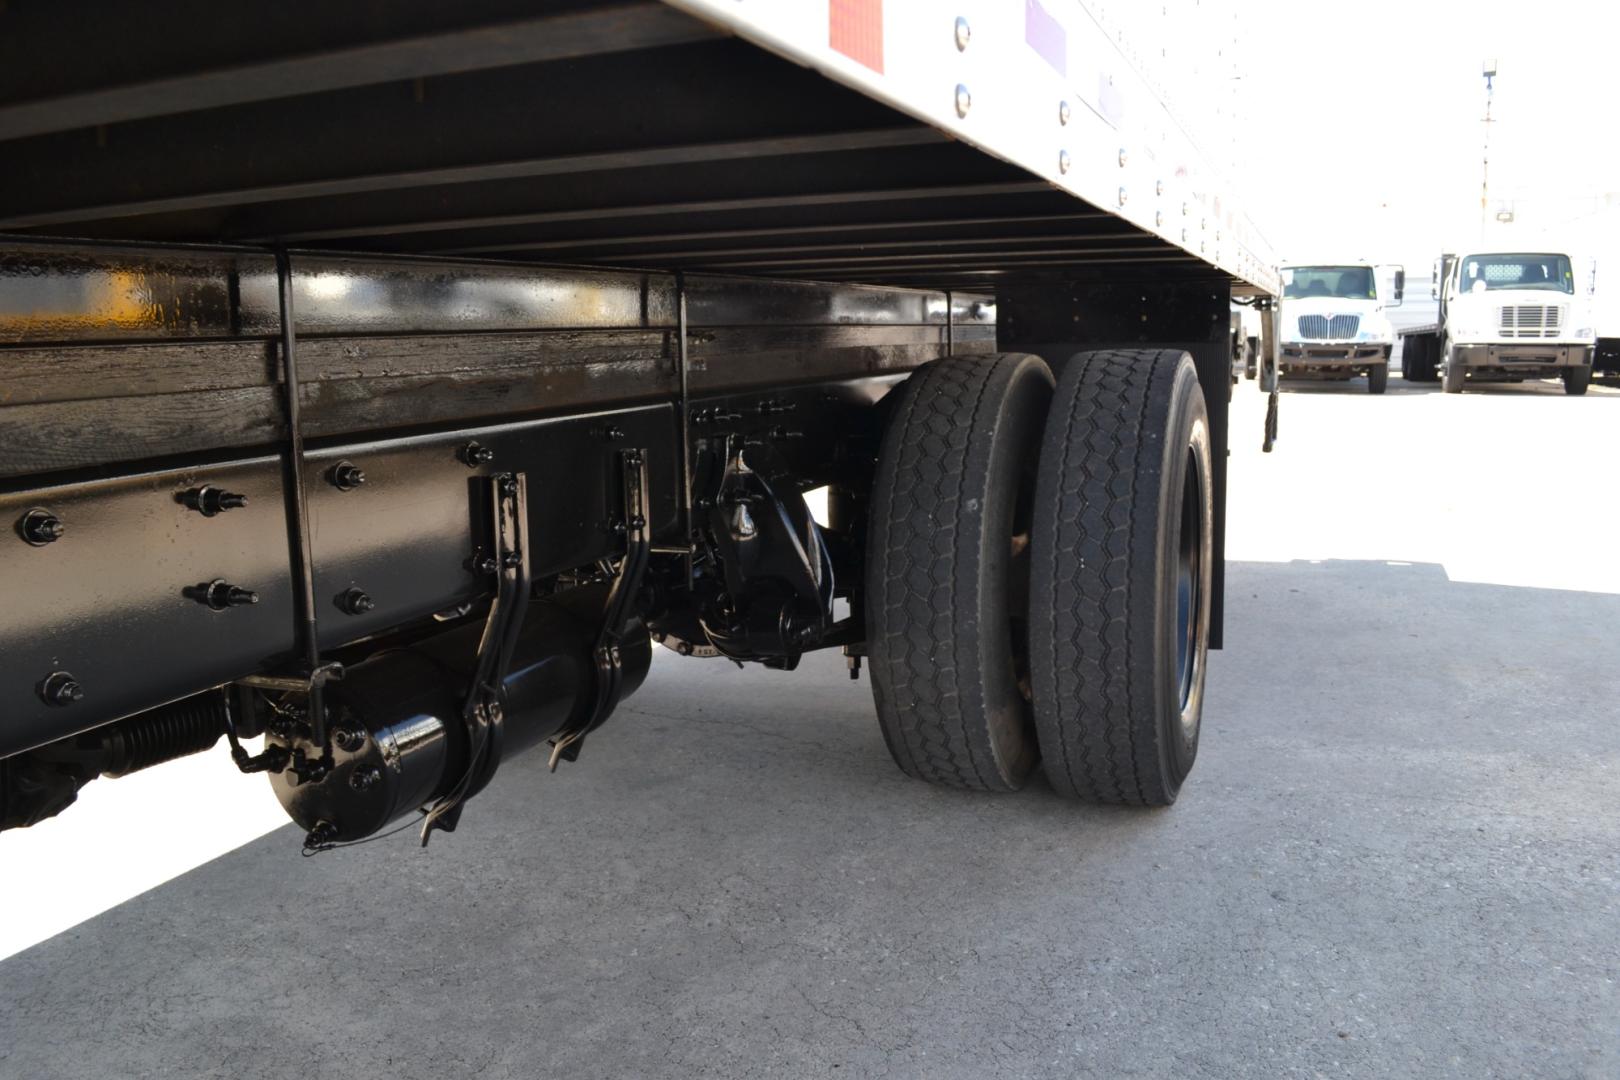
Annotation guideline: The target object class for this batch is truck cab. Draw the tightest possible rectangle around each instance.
[1278,263,1401,394]
[1432,251,1596,394]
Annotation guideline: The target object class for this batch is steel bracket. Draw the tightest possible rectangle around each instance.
[548,448,650,769]
[420,471,532,842]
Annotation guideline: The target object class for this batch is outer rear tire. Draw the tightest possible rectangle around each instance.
[867,353,1054,791]
[1367,362,1389,394]
[1564,366,1591,396]
[1029,350,1213,805]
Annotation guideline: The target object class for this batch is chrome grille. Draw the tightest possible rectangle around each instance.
[1498,305,1563,338]
[1297,314,1360,340]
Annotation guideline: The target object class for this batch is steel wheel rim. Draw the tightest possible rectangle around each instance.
[1174,446,1205,726]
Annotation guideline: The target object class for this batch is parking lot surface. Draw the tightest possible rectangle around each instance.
[2,374,1617,1079]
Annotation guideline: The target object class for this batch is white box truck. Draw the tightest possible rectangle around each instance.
[1276,263,1402,393]
[1401,251,1596,394]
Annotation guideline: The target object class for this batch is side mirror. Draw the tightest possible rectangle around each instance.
[1390,267,1405,307]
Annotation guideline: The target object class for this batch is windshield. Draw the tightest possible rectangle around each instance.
[1282,266,1376,300]
[1457,253,1574,294]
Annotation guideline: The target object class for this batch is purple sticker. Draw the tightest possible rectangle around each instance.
[1025,0,1066,77]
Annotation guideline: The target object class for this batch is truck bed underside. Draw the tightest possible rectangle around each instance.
[0,1,1246,833]
[0,0,1232,288]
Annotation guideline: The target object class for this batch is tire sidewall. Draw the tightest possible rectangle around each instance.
[1154,362,1212,793]
[973,357,1054,784]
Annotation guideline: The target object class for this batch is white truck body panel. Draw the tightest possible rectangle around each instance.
[663,0,1278,295]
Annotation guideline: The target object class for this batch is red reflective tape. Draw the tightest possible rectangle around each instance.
[829,0,883,73]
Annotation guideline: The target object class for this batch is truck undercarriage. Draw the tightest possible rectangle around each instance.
[0,1,1275,846]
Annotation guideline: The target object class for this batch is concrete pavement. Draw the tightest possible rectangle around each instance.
[2,377,1617,1079]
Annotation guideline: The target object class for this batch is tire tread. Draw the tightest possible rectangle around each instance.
[1031,349,1190,805]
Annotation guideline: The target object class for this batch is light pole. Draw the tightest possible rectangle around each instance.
[1480,59,1497,243]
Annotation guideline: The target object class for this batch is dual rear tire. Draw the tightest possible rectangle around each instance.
[867,350,1212,805]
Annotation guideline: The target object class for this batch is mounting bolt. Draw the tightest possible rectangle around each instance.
[602,426,625,440]
[1058,150,1071,175]
[460,442,495,467]
[40,670,83,707]
[336,587,375,616]
[1059,99,1071,125]
[676,641,694,656]
[333,727,367,752]
[178,486,248,517]
[954,84,972,118]
[349,766,382,792]
[1118,186,1128,206]
[1156,179,1165,197]
[953,15,971,51]
[475,555,500,575]
[499,475,520,497]
[19,508,65,545]
[1118,148,1128,167]
[502,551,523,569]
[184,579,259,611]
[328,461,366,491]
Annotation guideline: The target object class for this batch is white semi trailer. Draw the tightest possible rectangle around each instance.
[0,1,1283,847]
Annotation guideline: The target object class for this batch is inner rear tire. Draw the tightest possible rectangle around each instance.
[1030,350,1213,805]
[867,353,1054,791]
[1564,365,1591,396]
[1401,338,1439,382]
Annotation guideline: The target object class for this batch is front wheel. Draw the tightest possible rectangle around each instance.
[1564,365,1591,396]
[1029,350,1212,805]
[1367,362,1389,395]
[1442,346,1465,394]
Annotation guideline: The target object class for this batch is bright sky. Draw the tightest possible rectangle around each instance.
[1230,0,1620,271]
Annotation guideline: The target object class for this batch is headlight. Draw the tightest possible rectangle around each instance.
[1447,305,1493,339]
